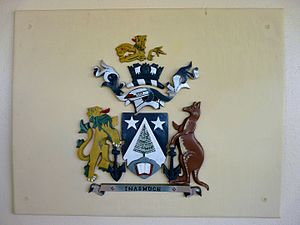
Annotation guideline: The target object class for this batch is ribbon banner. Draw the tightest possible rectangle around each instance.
[89,183,202,197]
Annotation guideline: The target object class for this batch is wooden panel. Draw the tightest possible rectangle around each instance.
[12,9,283,216]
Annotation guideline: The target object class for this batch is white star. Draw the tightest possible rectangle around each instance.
[151,116,165,131]
[125,116,139,130]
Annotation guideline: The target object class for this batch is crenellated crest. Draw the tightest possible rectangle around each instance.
[127,63,164,89]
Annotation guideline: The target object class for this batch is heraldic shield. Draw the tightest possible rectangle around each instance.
[121,113,168,179]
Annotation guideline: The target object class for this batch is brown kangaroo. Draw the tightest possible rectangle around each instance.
[169,101,209,191]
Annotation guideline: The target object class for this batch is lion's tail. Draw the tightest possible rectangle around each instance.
[77,128,93,161]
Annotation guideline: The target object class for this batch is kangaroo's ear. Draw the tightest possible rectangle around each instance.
[196,101,201,108]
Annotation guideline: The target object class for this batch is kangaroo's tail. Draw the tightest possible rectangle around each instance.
[77,128,93,161]
[192,169,209,191]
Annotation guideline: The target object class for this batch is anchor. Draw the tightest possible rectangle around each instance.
[162,146,181,181]
[108,145,126,181]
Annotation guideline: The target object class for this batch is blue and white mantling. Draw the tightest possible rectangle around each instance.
[94,60,200,112]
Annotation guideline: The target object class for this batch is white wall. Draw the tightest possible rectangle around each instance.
[0,0,299,225]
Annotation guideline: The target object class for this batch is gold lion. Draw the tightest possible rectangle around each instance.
[115,35,166,63]
[77,106,121,182]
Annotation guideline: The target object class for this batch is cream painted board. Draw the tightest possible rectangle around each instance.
[12,9,283,217]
